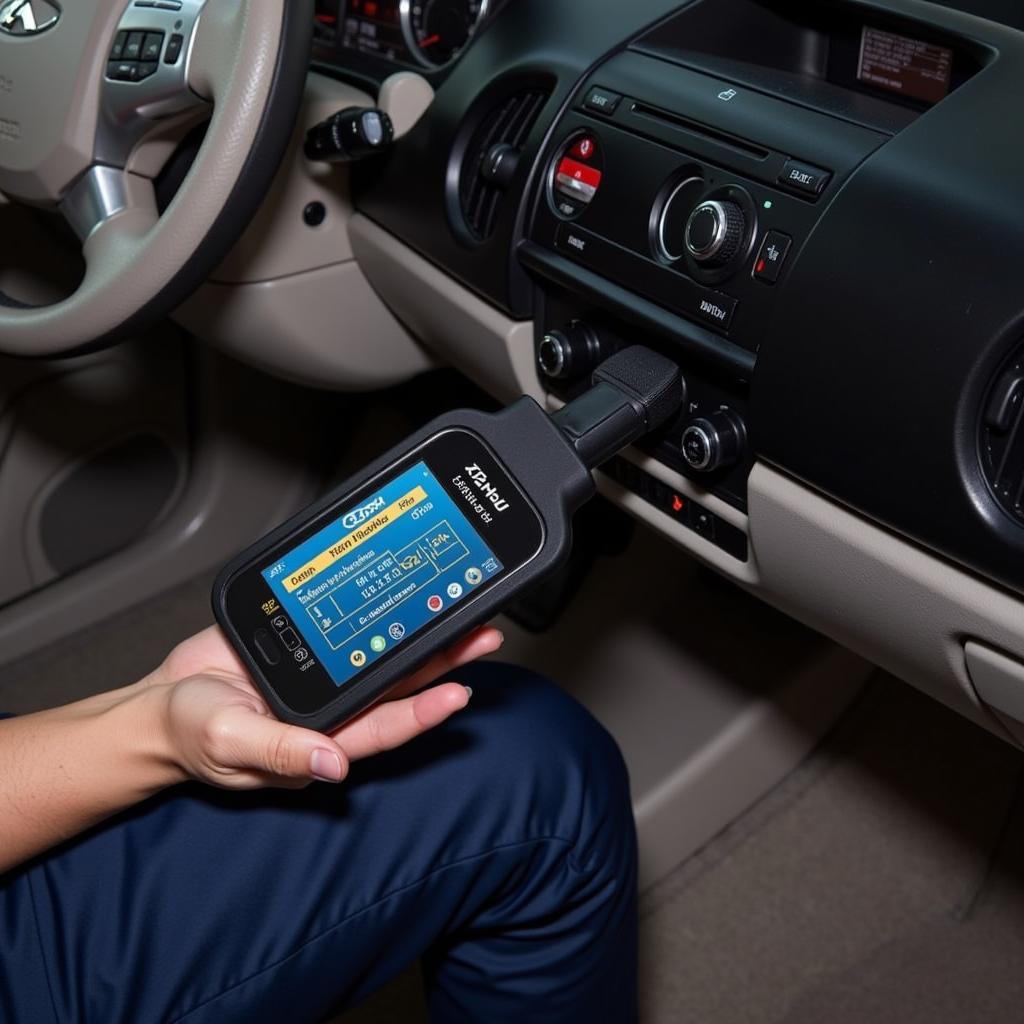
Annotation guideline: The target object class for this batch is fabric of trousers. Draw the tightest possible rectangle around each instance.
[0,662,638,1023]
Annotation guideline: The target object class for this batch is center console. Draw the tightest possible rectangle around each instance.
[517,0,984,562]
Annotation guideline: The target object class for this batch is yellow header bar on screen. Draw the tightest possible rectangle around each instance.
[282,485,428,593]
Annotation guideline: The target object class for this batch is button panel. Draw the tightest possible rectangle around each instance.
[96,0,206,174]
[106,27,167,80]
[602,456,748,561]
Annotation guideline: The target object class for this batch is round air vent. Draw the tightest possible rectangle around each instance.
[454,85,550,242]
[979,343,1024,524]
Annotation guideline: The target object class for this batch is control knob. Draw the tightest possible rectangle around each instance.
[538,321,603,381]
[681,409,746,472]
[305,107,394,162]
[685,200,746,267]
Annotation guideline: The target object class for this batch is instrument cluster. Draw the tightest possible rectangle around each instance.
[314,0,492,72]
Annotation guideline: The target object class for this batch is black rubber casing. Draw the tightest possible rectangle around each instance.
[212,399,593,732]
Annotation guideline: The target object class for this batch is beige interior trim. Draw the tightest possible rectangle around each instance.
[0,349,320,670]
[175,260,435,390]
[348,213,544,402]
[378,71,435,138]
[173,74,437,389]
[748,462,1024,742]
[209,73,374,285]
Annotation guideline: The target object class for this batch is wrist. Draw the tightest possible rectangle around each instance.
[104,683,189,795]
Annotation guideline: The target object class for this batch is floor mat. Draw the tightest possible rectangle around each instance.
[638,679,1024,1024]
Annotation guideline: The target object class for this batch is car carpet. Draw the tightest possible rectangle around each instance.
[638,678,1024,1024]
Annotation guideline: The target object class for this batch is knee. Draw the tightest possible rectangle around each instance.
[448,660,637,874]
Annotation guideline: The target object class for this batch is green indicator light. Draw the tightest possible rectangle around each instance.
[763,200,773,210]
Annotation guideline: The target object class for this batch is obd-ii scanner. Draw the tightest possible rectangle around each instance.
[213,347,683,732]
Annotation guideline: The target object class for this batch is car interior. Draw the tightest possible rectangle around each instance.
[3,0,1024,1018]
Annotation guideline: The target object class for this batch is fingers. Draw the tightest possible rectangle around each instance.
[334,683,472,761]
[203,705,350,786]
[185,625,503,786]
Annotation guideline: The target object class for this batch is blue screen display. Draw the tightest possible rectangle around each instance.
[262,461,503,688]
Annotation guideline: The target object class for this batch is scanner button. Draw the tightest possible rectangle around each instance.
[278,627,301,651]
[254,629,280,665]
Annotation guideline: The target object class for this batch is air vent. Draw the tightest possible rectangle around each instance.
[457,87,549,242]
[980,345,1024,524]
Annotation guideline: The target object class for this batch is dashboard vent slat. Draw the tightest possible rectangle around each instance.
[457,86,550,242]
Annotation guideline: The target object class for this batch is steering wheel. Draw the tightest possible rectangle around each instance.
[0,0,312,356]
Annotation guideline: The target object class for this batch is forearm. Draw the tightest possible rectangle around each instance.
[0,682,181,875]
[0,624,491,875]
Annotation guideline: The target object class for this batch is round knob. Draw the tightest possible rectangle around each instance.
[538,321,602,381]
[685,200,746,267]
[681,410,746,472]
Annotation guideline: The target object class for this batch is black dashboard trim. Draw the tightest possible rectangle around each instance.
[518,239,756,379]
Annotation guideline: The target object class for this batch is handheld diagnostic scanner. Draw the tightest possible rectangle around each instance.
[213,347,683,732]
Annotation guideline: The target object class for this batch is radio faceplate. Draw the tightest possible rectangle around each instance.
[532,113,844,359]
[525,52,887,363]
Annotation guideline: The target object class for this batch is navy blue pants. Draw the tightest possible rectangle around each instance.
[0,663,638,1023]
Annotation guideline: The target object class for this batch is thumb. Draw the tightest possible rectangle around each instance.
[210,708,349,784]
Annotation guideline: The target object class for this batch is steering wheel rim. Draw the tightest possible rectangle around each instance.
[0,0,313,357]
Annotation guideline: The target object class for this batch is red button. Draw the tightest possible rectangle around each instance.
[556,157,602,189]
[427,595,443,613]
[569,136,598,161]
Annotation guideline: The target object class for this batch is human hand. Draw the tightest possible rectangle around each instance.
[147,624,502,790]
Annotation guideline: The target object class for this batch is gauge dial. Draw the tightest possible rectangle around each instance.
[401,0,488,69]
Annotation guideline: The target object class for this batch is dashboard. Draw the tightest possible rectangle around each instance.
[346,0,1024,593]
[184,0,1024,745]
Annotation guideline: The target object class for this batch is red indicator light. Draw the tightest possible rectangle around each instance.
[365,1,378,15]
[570,136,597,161]
[755,258,766,274]
[672,494,685,513]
